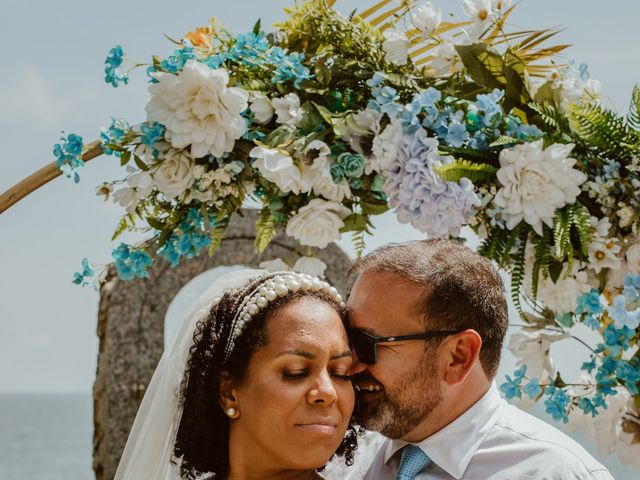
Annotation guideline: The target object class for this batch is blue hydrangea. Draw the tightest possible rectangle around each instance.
[53,132,84,183]
[384,128,480,238]
[100,118,129,156]
[473,89,504,125]
[371,85,403,118]
[105,45,129,87]
[366,72,386,88]
[112,244,153,281]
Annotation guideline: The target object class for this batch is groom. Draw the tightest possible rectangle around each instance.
[336,239,613,479]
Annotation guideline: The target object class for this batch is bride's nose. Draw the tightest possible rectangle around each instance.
[306,370,338,405]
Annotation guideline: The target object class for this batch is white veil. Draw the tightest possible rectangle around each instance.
[114,268,264,480]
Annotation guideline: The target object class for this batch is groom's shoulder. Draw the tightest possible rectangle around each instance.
[323,431,388,480]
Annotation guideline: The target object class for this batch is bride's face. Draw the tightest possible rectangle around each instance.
[227,296,355,470]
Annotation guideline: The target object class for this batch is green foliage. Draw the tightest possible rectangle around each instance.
[208,216,228,256]
[478,223,522,268]
[254,209,277,253]
[510,231,528,315]
[454,44,531,113]
[551,203,593,271]
[434,159,497,183]
[111,214,135,241]
[627,84,640,130]
[530,228,552,300]
[351,229,366,258]
[340,213,368,233]
[528,102,573,143]
[569,103,638,160]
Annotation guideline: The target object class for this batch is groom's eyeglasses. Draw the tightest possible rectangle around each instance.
[349,328,461,365]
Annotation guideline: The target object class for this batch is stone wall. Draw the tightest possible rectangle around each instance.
[92,209,351,479]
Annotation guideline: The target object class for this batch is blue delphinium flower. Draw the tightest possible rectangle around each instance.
[544,386,571,423]
[100,118,129,156]
[53,132,84,183]
[271,50,313,88]
[229,31,270,61]
[140,122,165,149]
[577,397,599,417]
[105,45,129,87]
[112,244,153,280]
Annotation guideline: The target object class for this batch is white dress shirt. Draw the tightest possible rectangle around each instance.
[325,382,613,480]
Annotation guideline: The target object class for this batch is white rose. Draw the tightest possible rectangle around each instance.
[286,199,351,248]
[412,3,441,37]
[152,149,195,199]
[272,93,302,125]
[250,93,274,124]
[259,258,291,273]
[293,257,328,278]
[382,29,409,66]
[250,145,308,194]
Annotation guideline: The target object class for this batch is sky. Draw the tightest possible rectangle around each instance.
[1,0,639,473]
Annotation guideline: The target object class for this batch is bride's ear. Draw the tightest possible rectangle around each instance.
[218,371,240,419]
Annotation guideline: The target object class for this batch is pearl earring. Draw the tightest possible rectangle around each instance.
[226,407,237,417]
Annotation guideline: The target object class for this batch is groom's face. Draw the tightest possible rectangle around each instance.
[348,270,444,440]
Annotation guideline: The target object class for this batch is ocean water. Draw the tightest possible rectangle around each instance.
[0,393,637,479]
[0,394,92,480]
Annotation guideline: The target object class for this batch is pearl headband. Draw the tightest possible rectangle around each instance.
[222,271,344,361]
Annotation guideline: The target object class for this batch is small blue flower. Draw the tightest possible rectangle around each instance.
[112,243,153,281]
[139,121,166,152]
[577,397,599,417]
[608,295,640,330]
[100,117,129,156]
[523,378,542,399]
[72,258,95,288]
[159,46,196,73]
[53,132,84,182]
[366,72,386,88]
[445,120,469,147]
[105,45,129,87]
[544,386,571,423]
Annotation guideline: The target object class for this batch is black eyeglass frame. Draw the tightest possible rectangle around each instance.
[349,328,461,365]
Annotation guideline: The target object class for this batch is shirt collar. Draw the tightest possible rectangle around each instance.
[383,382,504,479]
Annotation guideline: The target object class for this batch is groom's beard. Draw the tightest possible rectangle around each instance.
[356,360,442,439]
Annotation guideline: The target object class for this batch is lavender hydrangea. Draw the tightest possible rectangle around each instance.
[384,128,480,238]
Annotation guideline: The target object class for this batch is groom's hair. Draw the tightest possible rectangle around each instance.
[350,239,507,379]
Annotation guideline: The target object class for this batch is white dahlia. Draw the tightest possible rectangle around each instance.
[146,60,249,159]
[494,140,587,235]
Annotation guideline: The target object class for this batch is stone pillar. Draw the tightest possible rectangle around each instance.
[92,208,351,479]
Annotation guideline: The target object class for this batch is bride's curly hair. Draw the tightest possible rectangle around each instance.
[173,273,361,479]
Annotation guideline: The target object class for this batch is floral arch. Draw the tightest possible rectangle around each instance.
[1,0,639,468]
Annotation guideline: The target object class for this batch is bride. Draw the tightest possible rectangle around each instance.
[114,269,359,479]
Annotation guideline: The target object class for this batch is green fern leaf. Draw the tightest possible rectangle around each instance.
[627,84,640,130]
[434,159,497,183]
[489,135,520,148]
[254,209,277,253]
[351,230,367,258]
[208,217,229,256]
[510,231,528,315]
[111,214,135,241]
[552,209,573,267]
[567,203,593,257]
[569,103,637,159]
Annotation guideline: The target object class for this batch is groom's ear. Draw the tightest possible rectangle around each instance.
[218,371,238,409]
[441,329,482,385]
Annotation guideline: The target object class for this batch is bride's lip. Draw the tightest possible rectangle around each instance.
[294,421,339,435]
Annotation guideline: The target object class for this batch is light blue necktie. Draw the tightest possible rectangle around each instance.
[396,445,431,480]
